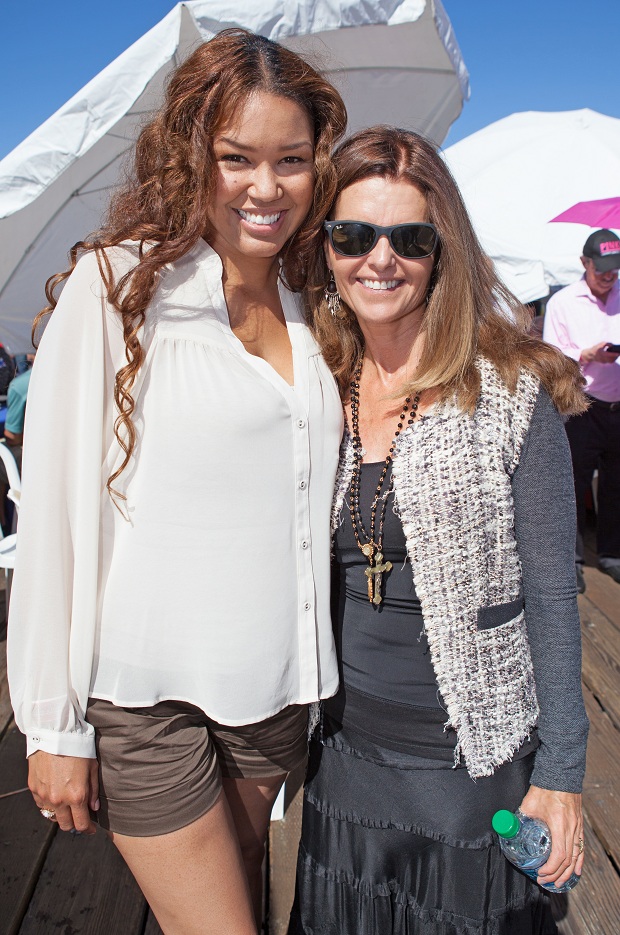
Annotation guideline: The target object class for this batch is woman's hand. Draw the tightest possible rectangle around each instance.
[28,750,100,834]
[518,784,584,887]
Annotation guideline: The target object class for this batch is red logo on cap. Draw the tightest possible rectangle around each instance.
[600,241,620,255]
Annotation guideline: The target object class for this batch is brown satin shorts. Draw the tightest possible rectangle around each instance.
[85,698,308,837]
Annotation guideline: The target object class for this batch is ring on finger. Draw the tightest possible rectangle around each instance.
[575,837,584,854]
[40,807,57,821]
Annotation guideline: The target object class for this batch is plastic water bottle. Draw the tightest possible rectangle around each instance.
[492,809,580,893]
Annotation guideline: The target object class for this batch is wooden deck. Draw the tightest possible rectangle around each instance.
[1,555,619,935]
[557,558,620,935]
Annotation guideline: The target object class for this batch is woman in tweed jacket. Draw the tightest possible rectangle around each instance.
[290,127,588,935]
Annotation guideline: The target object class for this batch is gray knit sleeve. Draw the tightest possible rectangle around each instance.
[512,385,589,793]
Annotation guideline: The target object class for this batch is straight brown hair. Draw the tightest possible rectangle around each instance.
[306,126,585,416]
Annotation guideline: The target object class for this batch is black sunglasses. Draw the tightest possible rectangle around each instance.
[323,220,439,259]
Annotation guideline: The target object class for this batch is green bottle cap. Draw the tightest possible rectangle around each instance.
[492,810,520,838]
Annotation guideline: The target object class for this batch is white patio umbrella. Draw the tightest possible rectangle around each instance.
[442,108,620,303]
[0,0,469,352]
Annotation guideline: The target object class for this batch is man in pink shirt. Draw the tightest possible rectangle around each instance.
[543,229,620,592]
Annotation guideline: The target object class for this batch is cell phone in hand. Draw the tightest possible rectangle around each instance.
[604,343,620,353]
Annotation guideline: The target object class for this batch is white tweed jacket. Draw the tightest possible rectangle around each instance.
[331,358,542,779]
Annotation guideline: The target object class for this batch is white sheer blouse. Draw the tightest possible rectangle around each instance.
[8,241,343,758]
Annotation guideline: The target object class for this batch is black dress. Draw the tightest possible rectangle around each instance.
[289,460,558,935]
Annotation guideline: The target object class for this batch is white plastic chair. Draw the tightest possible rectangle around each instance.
[0,441,21,515]
[0,441,21,602]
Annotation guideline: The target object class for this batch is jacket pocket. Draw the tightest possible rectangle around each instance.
[476,592,524,631]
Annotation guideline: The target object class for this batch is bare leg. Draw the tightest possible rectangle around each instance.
[111,792,257,935]
[223,774,287,926]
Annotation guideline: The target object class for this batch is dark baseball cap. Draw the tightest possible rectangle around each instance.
[582,229,620,271]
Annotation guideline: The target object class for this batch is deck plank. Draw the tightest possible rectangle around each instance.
[0,639,13,740]
[581,564,620,628]
[581,687,620,870]
[18,826,147,935]
[0,726,56,935]
[579,597,620,730]
[553,819,620,935]
[0,722,149,935]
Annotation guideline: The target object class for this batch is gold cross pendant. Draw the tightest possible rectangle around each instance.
[364,551,393,605]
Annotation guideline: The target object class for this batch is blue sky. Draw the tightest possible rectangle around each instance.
[1,0,619,159]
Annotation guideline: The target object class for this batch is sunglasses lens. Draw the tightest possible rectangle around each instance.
[329,222,437,258]
[331,223,376,256]
[392,225,437,258]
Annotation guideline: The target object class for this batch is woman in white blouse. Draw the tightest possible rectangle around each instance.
[8,29,346,935]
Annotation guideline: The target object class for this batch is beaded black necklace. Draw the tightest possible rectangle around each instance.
[349,356,421,606]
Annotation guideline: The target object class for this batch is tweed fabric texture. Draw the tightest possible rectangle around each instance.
[331,358,541,778]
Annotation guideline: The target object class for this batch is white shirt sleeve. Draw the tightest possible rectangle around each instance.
[7,252,109,758]
[7,240,342,749]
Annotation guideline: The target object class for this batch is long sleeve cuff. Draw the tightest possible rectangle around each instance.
[529,729,589,794]
[26,725,96,759]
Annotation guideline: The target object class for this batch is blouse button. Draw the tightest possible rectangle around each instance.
[304,601,311,611]
[299,480,307,489]
[297,419,306,428]
[301,540,309,549]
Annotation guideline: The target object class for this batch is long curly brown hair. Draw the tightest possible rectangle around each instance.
[306,126,586,416]
[36,29,347,500]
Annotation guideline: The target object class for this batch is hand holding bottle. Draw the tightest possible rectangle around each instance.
[517,784,584,888]
[493,809,580,893]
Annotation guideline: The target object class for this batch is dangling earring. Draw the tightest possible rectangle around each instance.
[325,271,341,318]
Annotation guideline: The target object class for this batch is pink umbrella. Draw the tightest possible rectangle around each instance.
[550,197,620,227]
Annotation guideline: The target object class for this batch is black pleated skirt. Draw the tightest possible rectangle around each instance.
[289,725,557,935]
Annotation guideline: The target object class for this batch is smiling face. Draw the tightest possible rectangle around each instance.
[326,177,435,334]
[207,91,315,270]
[581,256,619,301]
